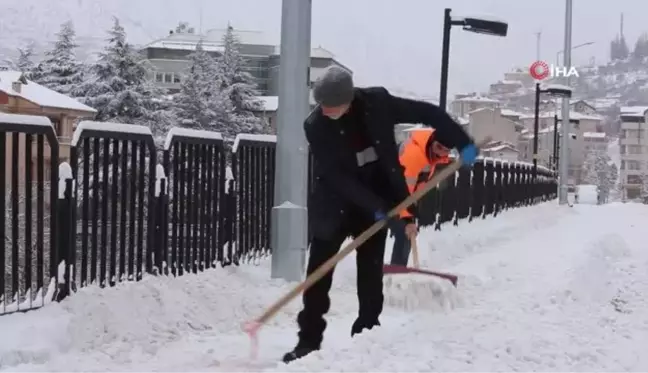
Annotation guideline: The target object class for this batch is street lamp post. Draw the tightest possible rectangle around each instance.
[552,113,559,170]
[533,83,572,180]
[558,0,573,205]
[270,0,312,282]
[439,8,508,110]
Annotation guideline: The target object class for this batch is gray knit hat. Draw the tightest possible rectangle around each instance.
[313,66,354,107]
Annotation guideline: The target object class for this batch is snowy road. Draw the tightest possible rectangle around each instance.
[1,202,647,371]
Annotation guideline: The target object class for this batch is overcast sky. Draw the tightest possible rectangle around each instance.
[2,0,646,99]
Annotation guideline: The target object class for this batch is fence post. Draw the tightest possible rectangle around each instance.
[55,163,75,302]
[153,164,168,275]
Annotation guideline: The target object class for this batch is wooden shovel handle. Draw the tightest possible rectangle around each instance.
[410,236,420,269]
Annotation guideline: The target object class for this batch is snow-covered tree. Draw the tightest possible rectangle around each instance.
[607,162,619,201]
[582,148,614,204]
[173,39,233,133]
[640,162,648,204]
[633,33,648,60]
[31,21,85,96]
[16,42,36,74]
[217,25,267,134]
[78,17,173,140]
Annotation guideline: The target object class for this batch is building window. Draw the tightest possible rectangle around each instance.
[624,160,641,170]
[164,73,173,83]
[627,145,644,154]
[173,73,181,83]
[155,72,164,82]
[627,175,642,184]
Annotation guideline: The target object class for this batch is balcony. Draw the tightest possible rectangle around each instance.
[619,137,644,145]
[620,122,646,130]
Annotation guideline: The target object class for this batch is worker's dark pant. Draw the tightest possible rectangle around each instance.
[296,217,387,349]
[389,223,411,266]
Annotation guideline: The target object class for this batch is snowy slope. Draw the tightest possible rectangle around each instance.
[1,203,647,371]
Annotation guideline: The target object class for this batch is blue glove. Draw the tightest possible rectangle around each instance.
[460,143,478,165]
[374,211,388,221]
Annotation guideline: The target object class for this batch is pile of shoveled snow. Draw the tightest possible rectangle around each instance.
[0,202,646,372]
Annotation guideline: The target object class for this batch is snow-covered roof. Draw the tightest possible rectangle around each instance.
[0,71,96,113]
[556,111,603,121]
[583,132,606,139]
[454,95,499,103]
[484,144,519,152]
[620,106,648,117]
[143,31,336,59]
[519,110,602,121]
[500,108,523,117]
[467,107,495,115]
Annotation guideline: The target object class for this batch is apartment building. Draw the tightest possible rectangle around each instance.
[0,70,96,184]
[450,94,500,118]
[466,107,523,148]
[570,99,597,115]
[619,106,648,200]
[140,27,350,96]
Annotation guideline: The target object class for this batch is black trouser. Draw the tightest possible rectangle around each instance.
[296,217,387,349]
[389,222,411,266]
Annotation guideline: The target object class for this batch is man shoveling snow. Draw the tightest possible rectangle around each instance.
[282,66,477,364]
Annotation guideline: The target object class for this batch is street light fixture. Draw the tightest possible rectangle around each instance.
[533,83,572,180]
[439,8,508,110]
[555,41,595,65]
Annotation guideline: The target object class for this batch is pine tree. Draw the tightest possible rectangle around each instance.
[217,25,267,134]
[173,40,233,132]
[16,41,36,76]
[633,33,648,59]
[610,37,620,61]
[619,35,630,59]
[31,21,85,96]
[78,17,173,141]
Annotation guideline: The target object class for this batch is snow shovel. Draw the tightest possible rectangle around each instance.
[383,237,458,286]
[384,236,461,311]
[241,138,490,359]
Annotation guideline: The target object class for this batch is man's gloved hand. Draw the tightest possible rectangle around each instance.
[375,211,417,238]
[459,143,479,166]
[374,211,388,221]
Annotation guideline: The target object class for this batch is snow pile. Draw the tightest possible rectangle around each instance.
[1,203,647,371]
[277,203,648,372]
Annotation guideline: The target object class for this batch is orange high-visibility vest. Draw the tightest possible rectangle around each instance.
[398,129,450,219]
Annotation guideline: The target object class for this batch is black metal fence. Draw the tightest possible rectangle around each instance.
[1,115,557,315]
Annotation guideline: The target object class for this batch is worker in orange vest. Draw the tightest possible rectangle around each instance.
[390,128,452,266]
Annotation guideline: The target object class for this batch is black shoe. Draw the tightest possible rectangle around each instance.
[351,318,381,337]
[282,346,319,364]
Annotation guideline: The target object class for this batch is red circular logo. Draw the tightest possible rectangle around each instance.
[529,60,550,80]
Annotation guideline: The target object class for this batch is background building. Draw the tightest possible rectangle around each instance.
[140,27,350,132]
[140,27,350,96]
[0,70,96,183]
[619,106,648,200]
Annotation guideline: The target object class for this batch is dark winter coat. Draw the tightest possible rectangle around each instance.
[304,87,473,240]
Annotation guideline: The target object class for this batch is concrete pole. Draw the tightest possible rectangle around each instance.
[558,0,573,205]
[270,0,312,281]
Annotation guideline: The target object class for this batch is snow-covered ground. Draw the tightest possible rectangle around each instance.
[1,202,647,371]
